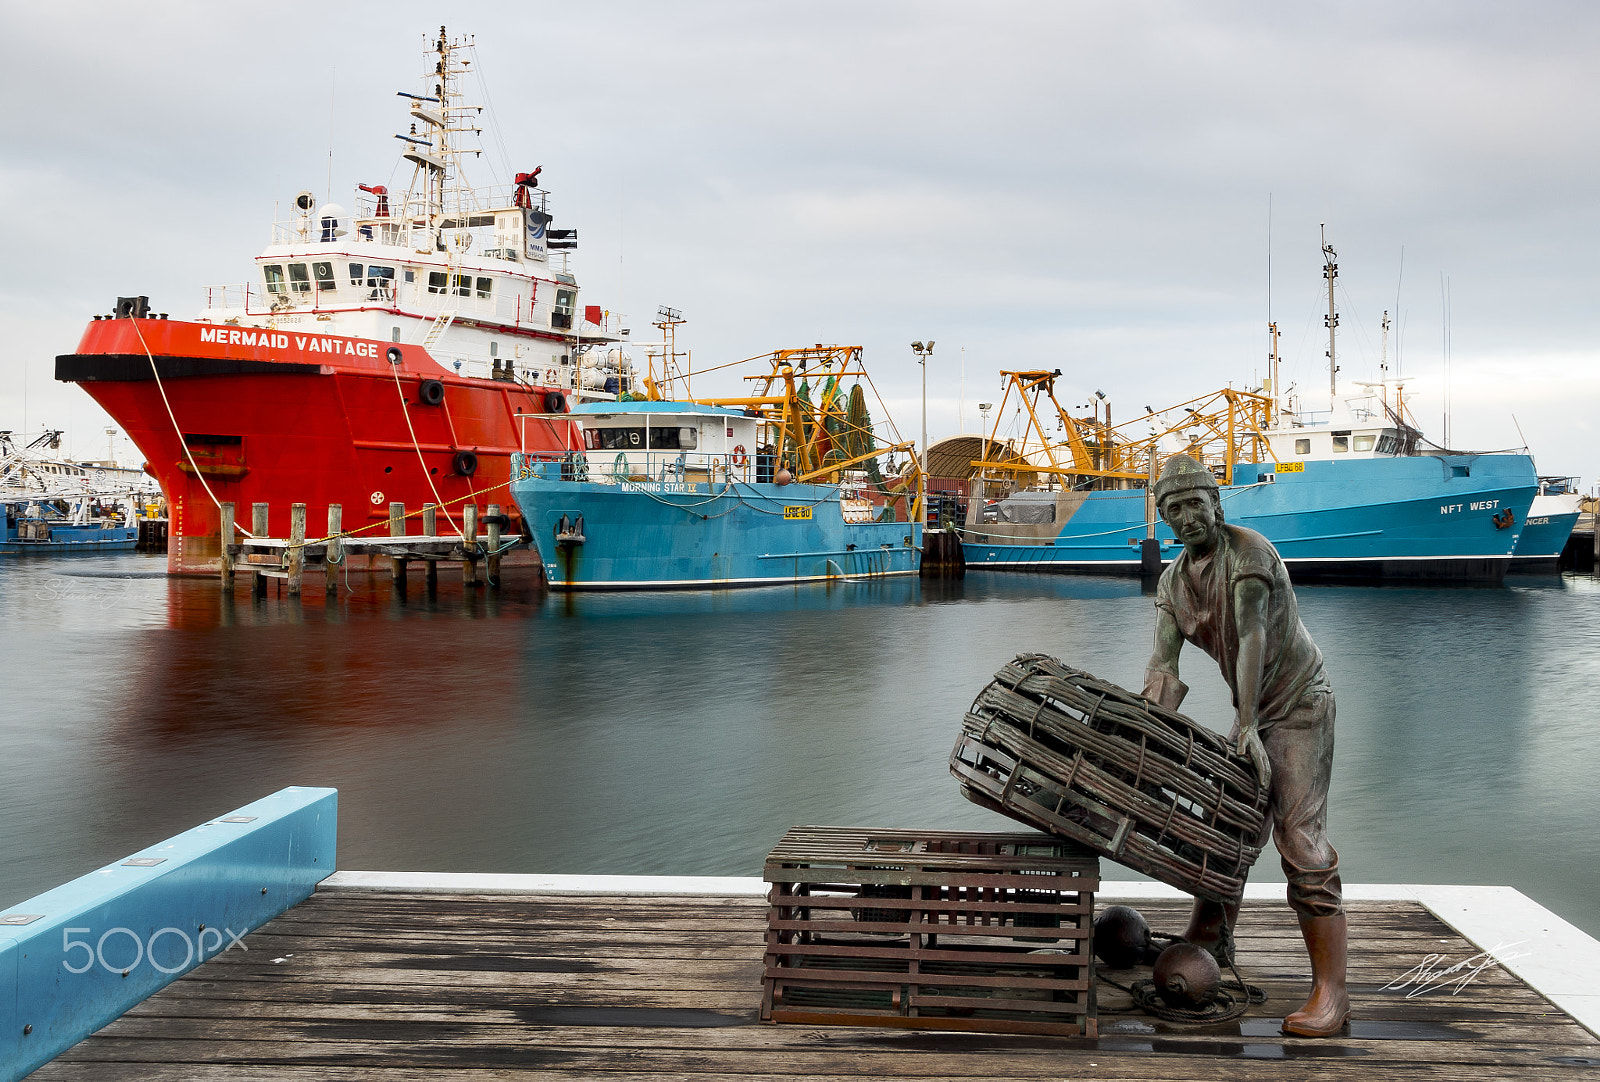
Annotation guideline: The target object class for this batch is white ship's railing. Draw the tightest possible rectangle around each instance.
[512,450,776,487]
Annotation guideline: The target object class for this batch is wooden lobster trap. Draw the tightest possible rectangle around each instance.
[761,826,1098,1037]
[950,653,1269,905]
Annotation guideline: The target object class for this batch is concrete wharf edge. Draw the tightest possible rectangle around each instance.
[323,869,1600,1040]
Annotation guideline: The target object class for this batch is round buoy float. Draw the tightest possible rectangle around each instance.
[1152,942,1222,1009]
[731,444,749,467]
[1093,905,1155,970]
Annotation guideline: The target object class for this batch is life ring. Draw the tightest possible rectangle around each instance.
[732,444,749,467]
[452,450,479,477]
[546,368,557,383]
[418,379,445,406]
[545,390,567,414]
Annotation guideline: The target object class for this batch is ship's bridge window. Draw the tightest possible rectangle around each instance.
[1376,433,1400,454]
[552,288,575,329]
[452,273,472,298]
[1353,434,1375,452]
[427,271,448,294]
[348,263,364,285]
[312,262,336,291]
[288,263,312,293]
[363,265,395,298]
[1294,438,1310,455]
[585,427,644,450]
[476,277,492,298]
[1332,431,1350,453]
[263,265,286,295]
[650,427,697,450]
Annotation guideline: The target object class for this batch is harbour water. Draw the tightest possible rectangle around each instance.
[3,553,1597,940]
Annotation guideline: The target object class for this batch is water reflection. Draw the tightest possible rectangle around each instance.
[2,554,1597,940]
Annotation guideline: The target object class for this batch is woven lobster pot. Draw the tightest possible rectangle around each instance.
[950,653,1269,905]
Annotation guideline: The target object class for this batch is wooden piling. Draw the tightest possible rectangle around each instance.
[389,502,407,594]
[325,504,342,598]
[219,502,235,587]
[287,503,307,597]
[252,502,269,598]
[463,504,478,587]
[423,504,439,593]
[485,503,502,588]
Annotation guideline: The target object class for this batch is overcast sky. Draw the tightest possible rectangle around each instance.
[3,1,1595,485]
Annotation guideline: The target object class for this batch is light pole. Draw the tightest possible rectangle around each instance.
[911,340,934,526]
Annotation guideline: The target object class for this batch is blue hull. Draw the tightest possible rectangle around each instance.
[1510,510,1581,571]
[510,463,921,590]
[1,526,138,555]
[964,453,1538,582]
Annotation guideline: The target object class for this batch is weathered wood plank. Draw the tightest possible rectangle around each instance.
[32,892,1595,1081]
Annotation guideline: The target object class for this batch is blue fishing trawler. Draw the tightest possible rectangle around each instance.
[1509,476,1583,572]
[961,238,1542,583]
[510,346,922,589]
[961,374,1538,582]
[2,501,139,554]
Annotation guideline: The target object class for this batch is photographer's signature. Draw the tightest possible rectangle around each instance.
[1381,940,1528,997]
[34,576,132,608]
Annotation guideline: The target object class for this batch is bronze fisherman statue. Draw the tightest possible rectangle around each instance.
[1142,454,1350,1037]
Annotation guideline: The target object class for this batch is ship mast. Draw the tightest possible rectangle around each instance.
[1321,225,1339,401]
[395,27,479,248]
[1267,320,1281,427]
[1378,309,1390,411]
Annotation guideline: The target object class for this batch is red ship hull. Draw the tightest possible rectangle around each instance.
[58,318,579,576]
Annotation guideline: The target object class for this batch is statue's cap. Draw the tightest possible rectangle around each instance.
[1154,454,1218,507]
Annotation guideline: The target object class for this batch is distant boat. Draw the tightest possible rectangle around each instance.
[510,346,923,589]
[1,429,155,554]
[3,500,138,554]
[1510,476,1583,573]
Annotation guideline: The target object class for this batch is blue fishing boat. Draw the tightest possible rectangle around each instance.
[2,500,139,554]
[1509,477,1583,573]
[510,346,922,589]
[961,237,1541,583]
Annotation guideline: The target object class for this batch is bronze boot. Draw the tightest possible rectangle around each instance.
[1182,897,1241,966]
[1282,912,1351,1037]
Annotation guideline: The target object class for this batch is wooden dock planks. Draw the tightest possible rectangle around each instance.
[32,891,1600,1080]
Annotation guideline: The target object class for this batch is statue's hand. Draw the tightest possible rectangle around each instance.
[1234,723,1272,791]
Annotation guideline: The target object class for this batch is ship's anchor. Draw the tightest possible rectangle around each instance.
[555,514,586,545]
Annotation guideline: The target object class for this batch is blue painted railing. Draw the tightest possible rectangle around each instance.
[0,786,337,1081]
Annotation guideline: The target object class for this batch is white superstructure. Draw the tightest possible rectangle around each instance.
[196,28,635,401]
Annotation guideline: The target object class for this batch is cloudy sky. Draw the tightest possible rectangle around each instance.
[3,1,1595,484]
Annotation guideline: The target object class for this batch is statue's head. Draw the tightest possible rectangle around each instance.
[1155,455,1224,551]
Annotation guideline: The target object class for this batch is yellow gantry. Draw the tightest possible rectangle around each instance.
[974,372,1278,490]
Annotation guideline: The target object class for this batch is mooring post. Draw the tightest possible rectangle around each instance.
[251,502,269,598]
[485,502,503,588]
[423,503,439,594]
[389,501,407,596]
[463,504,479,587]
[1140,445,1162,576]
[287,503,307,597]
[219,501,235,588]
[325,504,342,598]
